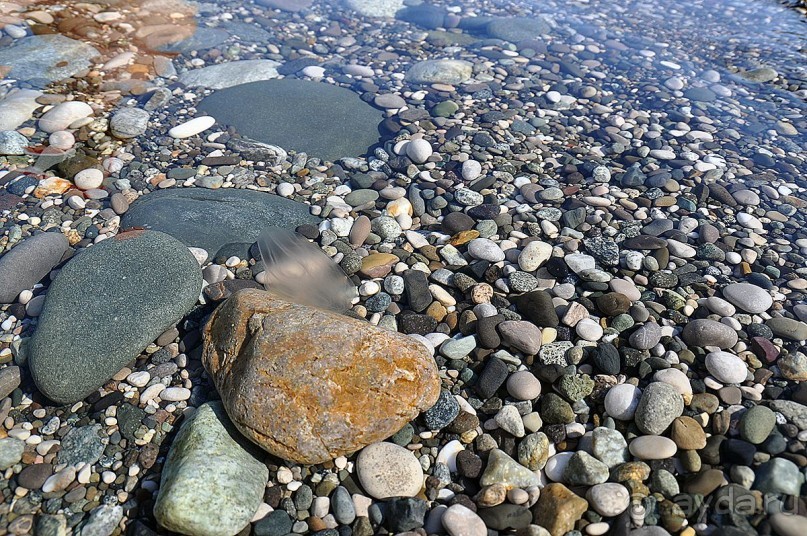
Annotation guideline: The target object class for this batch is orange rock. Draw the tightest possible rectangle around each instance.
[449,230,479,246]
[532,483,588,536]
[202,289,440,464]
[34,177,72,198]
[359,252,399,278]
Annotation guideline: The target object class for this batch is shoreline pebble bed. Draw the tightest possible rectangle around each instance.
[1,0,806,535]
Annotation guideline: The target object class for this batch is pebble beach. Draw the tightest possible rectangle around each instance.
[0,0,806,535]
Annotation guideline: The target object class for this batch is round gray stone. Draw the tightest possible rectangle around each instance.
[28,230,202,404]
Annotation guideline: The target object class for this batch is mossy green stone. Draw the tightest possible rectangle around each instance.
[154,402,269,536]
[739,405,776,445]
[432,100,459,117]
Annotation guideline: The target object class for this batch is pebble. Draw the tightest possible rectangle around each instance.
[629,436,678,460]
[506,371,542,400]
[356,442,423,499]
[634,382,684,435]
[586,483,630,517]
[442,504,486,536]
[722,282,773,313]
[169,116,216,139]
[705,351,748,384]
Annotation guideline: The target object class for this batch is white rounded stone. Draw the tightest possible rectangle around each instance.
[169,116,216,139]
[604,384,642,421]
[629,435,677,460]
[356,442,423,499]
[587,483,630,517]
[74,168,104,190]
[405,138,433,164]
[705,351,747,384]
[442,504,486,536]
[39,101,93,133]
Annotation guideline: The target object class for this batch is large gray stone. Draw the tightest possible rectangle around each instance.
[28,230,202,404]
[179,60,281,90]
[0,35,99,83]
[154,402,269,536]
[0,231,69,303]
[197,79,384,161]
[121,188,318,261]
[484,16,551,42]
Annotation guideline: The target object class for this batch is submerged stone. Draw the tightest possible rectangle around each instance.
[121,188,317,262]
[197,79,384,161]
[28,230,202,404]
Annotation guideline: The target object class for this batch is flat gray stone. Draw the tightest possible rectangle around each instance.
[722,283,772,314]
[109,107,150,139]
[681,318,738,349]
[0,231,69,303]
[197,79,384,161]
[28,231,202,404]
[484,16,551,42]
[154,402,269,536]
[121,188,318,261]
[179,60,281,90]
[0,35,98,83]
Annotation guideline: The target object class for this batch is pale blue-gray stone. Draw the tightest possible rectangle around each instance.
[154,402,269,536]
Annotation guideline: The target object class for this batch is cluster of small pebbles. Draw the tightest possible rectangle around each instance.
[1,0,806,535]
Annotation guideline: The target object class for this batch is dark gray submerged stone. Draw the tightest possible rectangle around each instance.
[154,402,269,536]
[121,188,318,261]
[0,35,99,83]
[28,230,202,404]
[0,231,69,303]
[197,79,384,161]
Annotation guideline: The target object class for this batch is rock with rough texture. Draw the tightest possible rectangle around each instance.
[406,60,473,85]
[356,442,424,498]
[480,449,541,489]
[109,108,150,139]
[29,231,202,404]
[722,283,773,314]
[0,130,28,155]
[202,289,440,464]
[0,438,24,470]
[0,35,98,82]
[197,79,384,161]
[634,382,684,435]
[154,402,269,536]
[121,188,317,261]
[681,318,738,349]
[532,483,588,536]
[179,60,281,89]
[0,232,69,303]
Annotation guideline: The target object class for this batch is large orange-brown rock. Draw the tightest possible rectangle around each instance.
[202,288,441,464]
